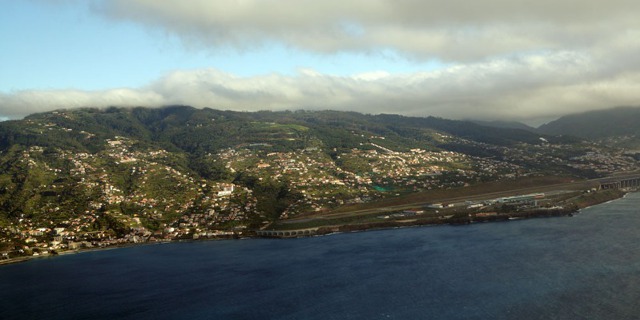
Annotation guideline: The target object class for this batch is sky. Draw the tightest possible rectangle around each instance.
[1,0,640,125]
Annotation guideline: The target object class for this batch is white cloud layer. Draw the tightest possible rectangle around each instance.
[3,49,640,124]
[94,0,640,62]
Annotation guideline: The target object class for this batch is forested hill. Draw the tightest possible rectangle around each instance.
[0,106,558,154]
[1,106,631,243]
[538,106,640,140]
[471,120,537,132]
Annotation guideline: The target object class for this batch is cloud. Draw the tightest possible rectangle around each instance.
[3,49,640,125]
[92,0,640,62]
[5,1,640,124]
[0,89,164,118]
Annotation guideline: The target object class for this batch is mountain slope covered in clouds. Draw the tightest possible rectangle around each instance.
[538,107,640,140]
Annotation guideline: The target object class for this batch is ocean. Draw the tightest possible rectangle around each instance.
[2,193,640,319]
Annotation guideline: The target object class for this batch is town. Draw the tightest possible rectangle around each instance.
[2,132,638,262]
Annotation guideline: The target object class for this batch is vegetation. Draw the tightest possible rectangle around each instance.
[0,106,635,241]
[538,106,640,140]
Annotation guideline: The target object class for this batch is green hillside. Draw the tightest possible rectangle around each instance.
[538,106,640,140]
[0,106,635,251]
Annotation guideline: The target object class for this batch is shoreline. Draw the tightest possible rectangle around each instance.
[0,189,629,267]
[0,241,166,266]
[0,238,233,267]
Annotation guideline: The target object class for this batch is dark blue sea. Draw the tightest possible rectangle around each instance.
[2,193,640,320]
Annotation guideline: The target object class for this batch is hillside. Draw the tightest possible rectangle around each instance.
[0,106,637,257]
[538,106,640,140]
[471,120,537,132]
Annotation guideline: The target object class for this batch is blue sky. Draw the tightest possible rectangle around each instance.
[1,0,640,124]
[0,1,442,91]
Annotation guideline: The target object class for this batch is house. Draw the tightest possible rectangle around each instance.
[217,184,235,197]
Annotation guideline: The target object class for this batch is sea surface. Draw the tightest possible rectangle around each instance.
[2,193,640,320]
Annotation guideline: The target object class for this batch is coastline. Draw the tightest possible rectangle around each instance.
[0,189,629,267]
[0,237,235,267]
[0,241,164,266]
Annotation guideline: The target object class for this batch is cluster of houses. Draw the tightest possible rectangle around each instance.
[569,151,637,173]
[3,127,639,260]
